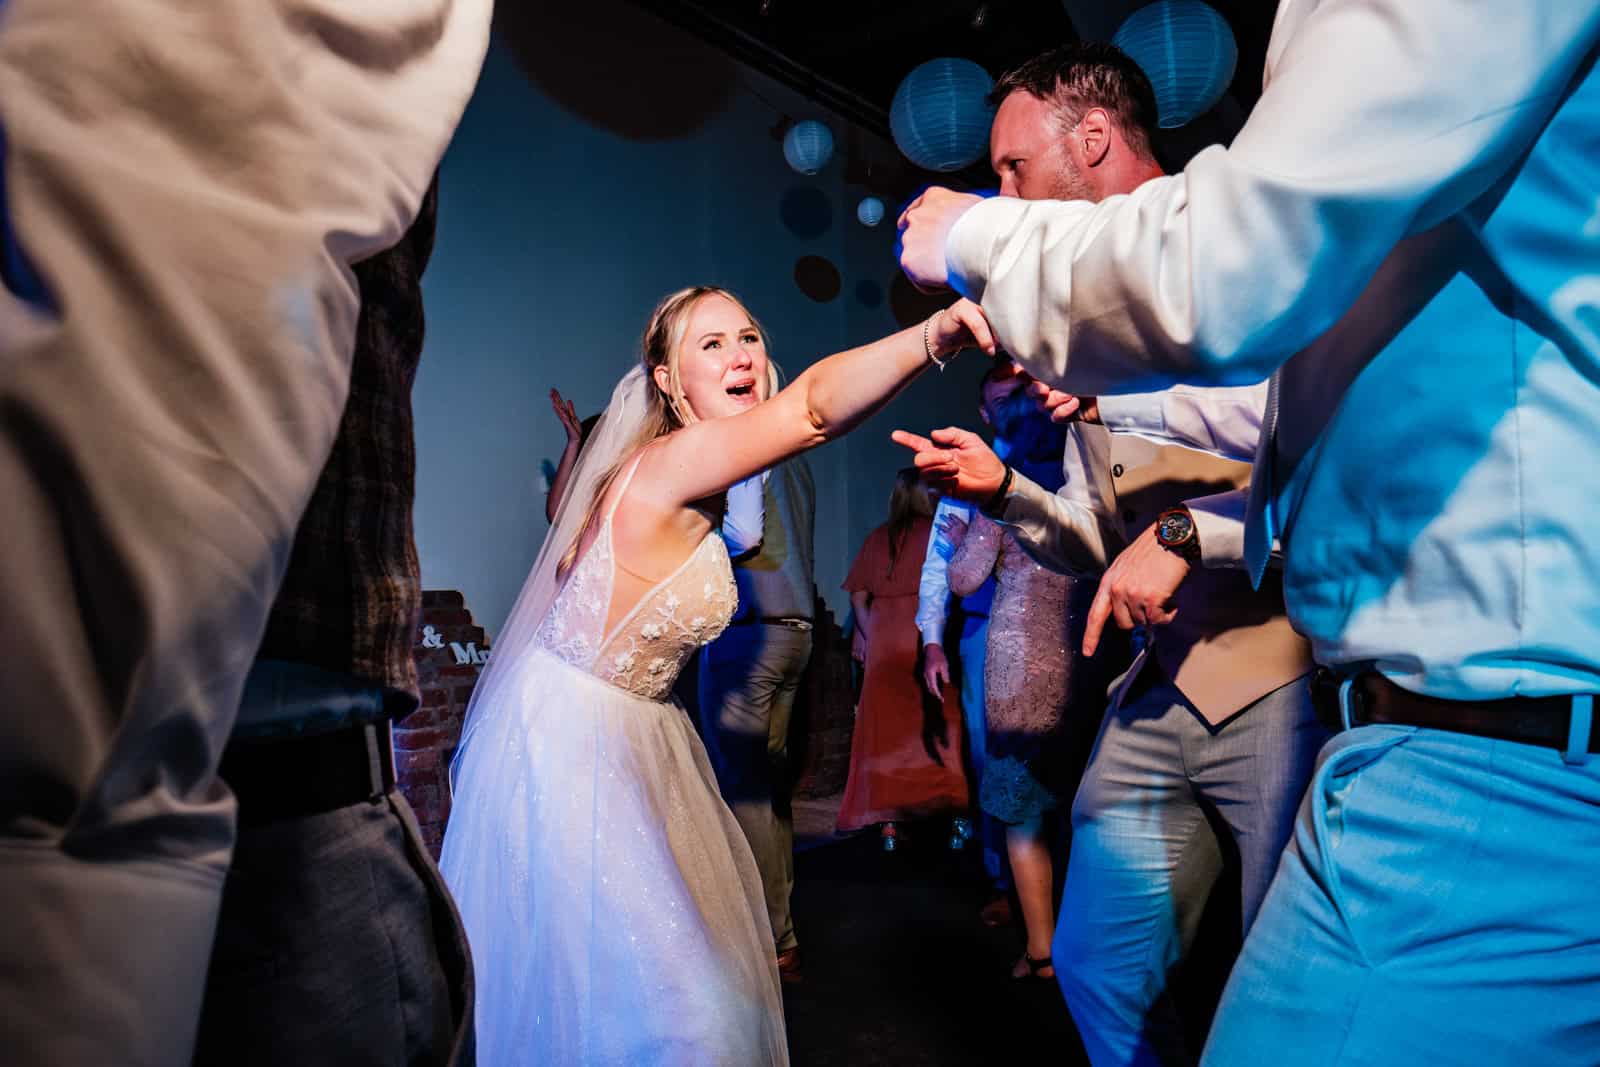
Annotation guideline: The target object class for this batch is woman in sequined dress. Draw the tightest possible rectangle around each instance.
[945,385,1105,983]
[948,510,1099,982]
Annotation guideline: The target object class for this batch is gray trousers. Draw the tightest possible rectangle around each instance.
[1054,664,1328,1067]
[699,623,813,954]
[193,789,474,1067]
[0,4,485,1063]
[193,668,474,1065]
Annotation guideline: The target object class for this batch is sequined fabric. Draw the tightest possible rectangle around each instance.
[948,513,1098,824]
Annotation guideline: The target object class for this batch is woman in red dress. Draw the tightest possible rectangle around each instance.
[836,468,970,847]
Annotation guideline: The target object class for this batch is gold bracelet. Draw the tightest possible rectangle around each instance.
[923,310,949,372]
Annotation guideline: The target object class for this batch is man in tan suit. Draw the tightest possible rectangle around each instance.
[896,45,1325,1066]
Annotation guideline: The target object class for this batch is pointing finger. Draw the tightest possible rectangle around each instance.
[928,426,972,448]
[1083,579,1113,657]
[891,429,934,453]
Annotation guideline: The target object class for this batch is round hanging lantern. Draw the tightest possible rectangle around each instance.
[856,197,886,227]
[889,58,995,172]
[782,120,834,175]
[1112,1,1237,128]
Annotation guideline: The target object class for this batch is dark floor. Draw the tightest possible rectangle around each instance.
[782,822,1088,1067]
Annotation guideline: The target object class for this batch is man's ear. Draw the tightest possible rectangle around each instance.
[978,404,993,427]
[1080,107,1112,167]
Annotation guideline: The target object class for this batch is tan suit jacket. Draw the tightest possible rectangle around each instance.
[999,426,1312,724]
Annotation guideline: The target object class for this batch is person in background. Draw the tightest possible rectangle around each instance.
[916,367,1026,923]
[836,468,971,850]
[545,388,600,521]
[700,453,816,985]
[946,376,1105,985]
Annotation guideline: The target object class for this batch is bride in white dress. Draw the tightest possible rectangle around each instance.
[440,286,993,1065]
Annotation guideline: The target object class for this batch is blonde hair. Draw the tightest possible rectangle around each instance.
[558,285,777,575]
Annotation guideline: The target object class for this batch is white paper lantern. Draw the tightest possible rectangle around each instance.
[890,58,995,173]
[856,197,886,227]
[1112,0,1238,128]
[783,120,834,175]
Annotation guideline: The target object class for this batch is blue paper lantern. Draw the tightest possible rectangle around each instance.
[783,120,834,175]
[856,197,886,227]
[1112,1,1237,128]
[890,58,995,173]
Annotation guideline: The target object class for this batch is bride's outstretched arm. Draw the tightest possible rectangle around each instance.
[643,299,995,506]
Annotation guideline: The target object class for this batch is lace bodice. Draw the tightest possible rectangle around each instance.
[534,513,737,701]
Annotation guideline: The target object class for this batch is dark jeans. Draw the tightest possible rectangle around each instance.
[193,790,474,1066]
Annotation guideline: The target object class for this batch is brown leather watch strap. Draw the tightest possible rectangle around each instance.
[1155,506,1201,562]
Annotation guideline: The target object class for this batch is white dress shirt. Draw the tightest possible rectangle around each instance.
[1096,383,1265,464]
[916,495,979,647]
[947,0,1600,700]
[721,471,767,557]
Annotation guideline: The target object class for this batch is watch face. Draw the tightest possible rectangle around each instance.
[1157,510,1194,546]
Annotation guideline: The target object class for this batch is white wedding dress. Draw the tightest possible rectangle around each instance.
[441,462,788,1066]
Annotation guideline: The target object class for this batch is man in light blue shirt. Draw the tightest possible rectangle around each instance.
[898,2,1600,1062]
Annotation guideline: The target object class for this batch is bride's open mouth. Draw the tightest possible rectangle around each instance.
[725,380,758,403]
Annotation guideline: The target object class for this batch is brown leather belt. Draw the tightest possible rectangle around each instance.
[1311,668,1600,755]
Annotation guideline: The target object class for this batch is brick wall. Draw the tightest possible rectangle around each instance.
[398,590,490,859]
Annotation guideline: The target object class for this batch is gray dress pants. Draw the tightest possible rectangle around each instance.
[699,622,813,954]
[193,790,474,1067]
[1053,665,1328,1066]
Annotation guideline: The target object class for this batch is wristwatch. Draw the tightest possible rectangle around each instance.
[979,465,1015,518]
[1155,506,1201,563]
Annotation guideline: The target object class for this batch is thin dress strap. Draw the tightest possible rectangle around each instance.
[607,447,704,588]
[607,451,648,523]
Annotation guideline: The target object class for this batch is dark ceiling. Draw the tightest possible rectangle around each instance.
[628,0,1280,182]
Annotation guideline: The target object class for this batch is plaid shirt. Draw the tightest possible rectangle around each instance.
[254,178,438,718]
